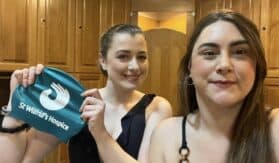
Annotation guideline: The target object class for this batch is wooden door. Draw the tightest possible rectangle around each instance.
[37,0,75,72]
[0,0,37,71]
[261,0,279,77]
[195,0,260,27]
[261,0,279,108]
[225,0,261,27]
[264,78,279,108]
[140,29,186,115]
[75,73,104,89]
[111,0,131,25]
[75,0,101,73]
[195,0,224,22]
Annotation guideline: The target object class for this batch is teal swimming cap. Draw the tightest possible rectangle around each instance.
[9,67,85,142]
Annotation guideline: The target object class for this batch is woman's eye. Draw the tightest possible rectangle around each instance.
[117,54,129,61]
[204,51,216,56]
[137,55,147,61]
[233,48,249,55]
[199,49,218,59]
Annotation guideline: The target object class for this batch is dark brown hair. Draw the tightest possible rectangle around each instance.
[99,24,144,76]
[178,10,275,162]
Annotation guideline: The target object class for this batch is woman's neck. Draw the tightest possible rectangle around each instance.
[193,98,243,138]
[100,81,141,108]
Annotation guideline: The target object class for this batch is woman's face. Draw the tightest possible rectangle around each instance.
[190,21,256,109]
[101,33,148,90]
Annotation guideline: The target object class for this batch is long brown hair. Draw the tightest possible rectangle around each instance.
[178,10,275,162]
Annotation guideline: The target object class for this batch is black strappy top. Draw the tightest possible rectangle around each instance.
[179,115,190,162]
[68,94,156,163]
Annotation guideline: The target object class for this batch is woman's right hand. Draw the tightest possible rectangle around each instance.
[2,64,44,128]
[10,64,44,93]
[6,64,44,113]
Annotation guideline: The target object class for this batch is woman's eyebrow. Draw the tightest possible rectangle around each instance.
[116,49,131,54]
[198,42,219,50]
[230,40,248,47]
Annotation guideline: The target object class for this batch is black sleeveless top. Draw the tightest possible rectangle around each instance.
[68,94,156,163]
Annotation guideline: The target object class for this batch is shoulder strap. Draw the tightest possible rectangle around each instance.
[179,115,190,162]
[126,94,156,115]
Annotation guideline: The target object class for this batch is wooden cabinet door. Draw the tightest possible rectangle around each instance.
[100,0,132,37]
[75,0,101,73]
[37,0,75,72]
[111,0,131,25]
[225,0,261,27]
[264,78,279,108]
[261,0,279,77]
[0,0,37,71]
[195,0,260,27]
[76,73,104,89]
[141,29,186,115]
[195,0,224,22]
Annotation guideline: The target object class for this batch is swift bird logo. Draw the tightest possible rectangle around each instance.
[39,82,70,111]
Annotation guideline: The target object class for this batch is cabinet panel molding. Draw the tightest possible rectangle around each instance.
[75,0,101,73]
[0,0,37,71]
[37,0,75,72]
[264,78,279,108]
[261,0,279,77]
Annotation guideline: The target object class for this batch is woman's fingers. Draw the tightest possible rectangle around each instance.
[81,89,102,100]
[13,70,23,82]
[79,96,105,122]
[79,96,103,112]
[12,64,44,88]
[80,108,99,122]
[22,68,29,87]
[28,66,36,85]
[81,88,98,96]
[36,64,44,74]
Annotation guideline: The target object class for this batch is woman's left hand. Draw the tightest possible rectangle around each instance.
[80,89,106,138]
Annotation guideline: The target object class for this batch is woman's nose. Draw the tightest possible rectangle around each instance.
[128,57,139,70]
[216,52,233,74]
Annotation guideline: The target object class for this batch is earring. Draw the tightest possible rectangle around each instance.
[184,75,194,86]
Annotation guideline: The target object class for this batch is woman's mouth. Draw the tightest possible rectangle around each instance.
[209,80,236,88]
[125,74,140,81]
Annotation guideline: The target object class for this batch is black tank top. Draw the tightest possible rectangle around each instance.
[68,94,155,163]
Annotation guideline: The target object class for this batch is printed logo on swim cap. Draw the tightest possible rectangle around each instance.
[39,82,70,111]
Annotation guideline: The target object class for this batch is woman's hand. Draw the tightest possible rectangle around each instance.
[3,64,44,127]
[10,64,44,93]
[8,64,44,108]
[80,89,107,139]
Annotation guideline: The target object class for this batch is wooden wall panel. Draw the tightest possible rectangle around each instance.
[75,0,101,73]
[0,0,37,71]
[37,0,75,72]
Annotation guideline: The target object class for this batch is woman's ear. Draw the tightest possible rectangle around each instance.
[187,60,192,72]
[99,53,107,71]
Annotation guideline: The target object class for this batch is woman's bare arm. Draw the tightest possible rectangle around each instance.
[0,64,61,163]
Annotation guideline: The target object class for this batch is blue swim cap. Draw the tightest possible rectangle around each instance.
[9,67,85,142]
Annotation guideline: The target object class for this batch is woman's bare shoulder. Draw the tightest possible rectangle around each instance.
[270,107,279,122]
[154,117,183,134]
[149,95,173,116]
[270,108,279,161]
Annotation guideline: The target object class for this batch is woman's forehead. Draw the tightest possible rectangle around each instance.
[110,33,146,47]
[194,21,245,47]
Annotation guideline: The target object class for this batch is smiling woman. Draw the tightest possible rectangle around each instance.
[149,10,279,163]
[191,21,256,109]
[0,24,172,163]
